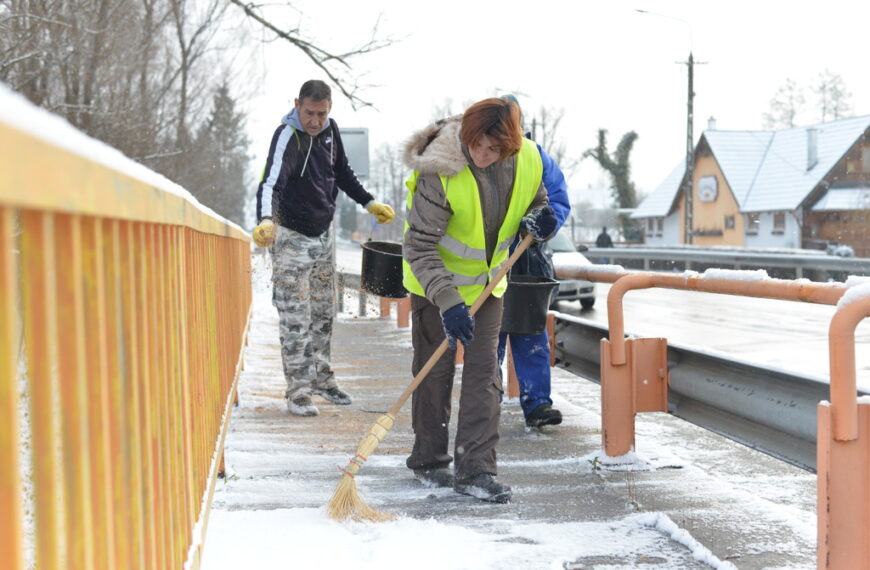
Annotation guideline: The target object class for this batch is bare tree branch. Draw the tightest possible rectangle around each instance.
[229,0,394,109]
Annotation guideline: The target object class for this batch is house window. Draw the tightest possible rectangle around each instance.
[724,215,735,229]
[745,213,760,235]
[655,217,663,236]
[646,218,655,236]
[863,148,870,173]
[772,212,785,234]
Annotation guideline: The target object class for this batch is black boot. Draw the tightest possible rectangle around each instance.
[413,467,454,488]
[526,404,562,428]
[454,473,512,503]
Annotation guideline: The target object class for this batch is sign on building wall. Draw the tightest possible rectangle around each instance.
[698,176,718,202]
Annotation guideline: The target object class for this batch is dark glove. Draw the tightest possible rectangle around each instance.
[521,205,558,241]
[441,303,474,349]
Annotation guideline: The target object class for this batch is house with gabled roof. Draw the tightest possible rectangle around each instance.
[632,115,870,256]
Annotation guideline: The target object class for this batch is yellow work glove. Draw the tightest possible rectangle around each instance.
[365,201,395,224]
[252,219,276,247]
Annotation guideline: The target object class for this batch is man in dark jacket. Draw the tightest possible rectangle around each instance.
[251,79,395,417]
[596,227,614,248]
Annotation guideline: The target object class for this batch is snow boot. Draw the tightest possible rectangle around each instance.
[413,467,454,488]
[287,395,319,417]
[525,404,562,428]
[454,473,512,503]
[314,387,352,405]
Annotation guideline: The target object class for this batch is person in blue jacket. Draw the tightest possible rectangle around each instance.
[497,95,571,428]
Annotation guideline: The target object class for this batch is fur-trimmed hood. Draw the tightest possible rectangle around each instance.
[402,115,468,176]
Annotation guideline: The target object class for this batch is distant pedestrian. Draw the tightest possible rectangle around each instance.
[596,227,614,248]
[251,79,395,417]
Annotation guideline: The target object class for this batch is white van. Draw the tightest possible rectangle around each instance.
[549,230,596,309]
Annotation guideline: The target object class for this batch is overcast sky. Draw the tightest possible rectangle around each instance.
[243,0,870,205]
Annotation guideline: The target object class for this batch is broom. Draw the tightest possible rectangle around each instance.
[328,233,536,521]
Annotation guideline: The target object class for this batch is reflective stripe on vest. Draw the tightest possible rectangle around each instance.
[402,138,543,305]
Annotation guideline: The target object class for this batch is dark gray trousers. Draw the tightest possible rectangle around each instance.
[405,293,504,480]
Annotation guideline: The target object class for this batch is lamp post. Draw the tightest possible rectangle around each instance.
[635,9,701,245]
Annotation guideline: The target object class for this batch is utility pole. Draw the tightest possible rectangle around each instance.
[635,9,703,246]
[684,52,695,245]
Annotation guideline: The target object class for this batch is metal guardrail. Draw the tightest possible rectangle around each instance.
[585,246,870,279]
[338,270,840,471]
[552,313,867,472]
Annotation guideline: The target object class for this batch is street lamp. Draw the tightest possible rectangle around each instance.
[635,9,702,245]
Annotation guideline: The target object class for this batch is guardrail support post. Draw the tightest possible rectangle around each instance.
[600,337,669,457]
[817,292,870,569]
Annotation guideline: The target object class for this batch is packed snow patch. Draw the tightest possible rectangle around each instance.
[701,268,769,282]
[201,508,733,570]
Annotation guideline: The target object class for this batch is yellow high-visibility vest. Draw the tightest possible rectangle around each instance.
[402,138,543,305]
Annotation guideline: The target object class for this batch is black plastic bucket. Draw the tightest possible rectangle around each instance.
[500,275,559,335]
[360,241,408,298]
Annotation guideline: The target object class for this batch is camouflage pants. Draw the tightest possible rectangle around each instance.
[270,225,338,399]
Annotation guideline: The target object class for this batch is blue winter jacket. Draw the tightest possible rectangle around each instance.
[510,143,571,278]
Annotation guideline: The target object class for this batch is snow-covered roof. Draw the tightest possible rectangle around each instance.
[811,186,870,211]
[702,130,772,207]
[633,115,870,218]
[630,158,684,219]
[738,116,870,212]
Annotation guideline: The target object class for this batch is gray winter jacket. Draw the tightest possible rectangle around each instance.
[402,115,548,312]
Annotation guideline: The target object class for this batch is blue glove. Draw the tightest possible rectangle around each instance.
[521,205,558,241]
[441,303,474,349]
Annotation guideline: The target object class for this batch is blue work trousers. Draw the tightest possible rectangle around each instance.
[497,331,552,419]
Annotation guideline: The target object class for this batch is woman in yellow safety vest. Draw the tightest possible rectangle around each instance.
[401,97,558,503]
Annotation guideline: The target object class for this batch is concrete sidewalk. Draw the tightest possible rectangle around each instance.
[209,294,816,569]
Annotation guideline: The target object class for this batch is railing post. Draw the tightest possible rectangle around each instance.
[601,274,668,457]
[547,312,556,367]
[817,291,870,569]
[358,289,368,317]
[336,273,345,314]
[396,297,410,329]
[1,207,23,570]
[379,297,391,318]
[506,339,519,399]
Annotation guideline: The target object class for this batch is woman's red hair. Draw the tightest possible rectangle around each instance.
[460,98,523,160]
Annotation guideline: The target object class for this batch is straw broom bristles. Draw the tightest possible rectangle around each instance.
[327,413,397,522]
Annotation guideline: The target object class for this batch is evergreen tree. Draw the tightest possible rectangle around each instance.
[185,82,251,226]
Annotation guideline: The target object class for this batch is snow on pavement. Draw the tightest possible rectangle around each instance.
[200,252,816,569]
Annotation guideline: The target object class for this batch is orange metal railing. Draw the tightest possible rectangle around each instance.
[561,267,848,457]
[1,111,251,569]
[818,291,870,568]
[561,266,870,569]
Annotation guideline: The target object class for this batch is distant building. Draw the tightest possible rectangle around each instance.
[632,115,870,257]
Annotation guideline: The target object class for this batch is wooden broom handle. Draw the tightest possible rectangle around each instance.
[388,233,535,416]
